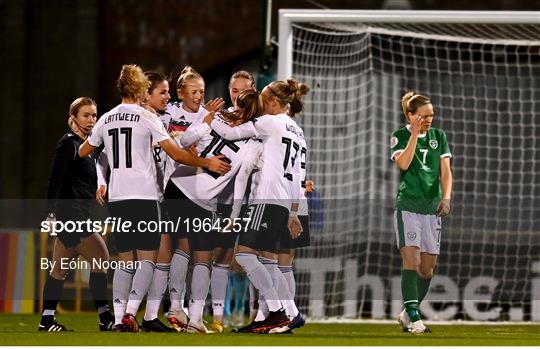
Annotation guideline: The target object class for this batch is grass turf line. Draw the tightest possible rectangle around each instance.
[1,314,539,346]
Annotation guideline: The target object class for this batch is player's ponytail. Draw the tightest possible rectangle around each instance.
[401,91,431,121]
[287,79,310,117]
[177,65,203,90]
[267,79,310,117]
[117,64,150,100]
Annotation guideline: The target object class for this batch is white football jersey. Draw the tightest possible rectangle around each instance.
[162,102,207,187]
[210,113,305,210]
[295,123,309,216]
[172,117,263,211]
[88,103,169,202]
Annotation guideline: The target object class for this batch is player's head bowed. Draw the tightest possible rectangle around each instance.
[221,89,264,125]
[262,79,310,117]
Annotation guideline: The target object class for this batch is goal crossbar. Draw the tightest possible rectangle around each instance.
[278,9,540,79]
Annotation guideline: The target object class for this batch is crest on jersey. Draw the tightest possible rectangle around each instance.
[390,136,398,148]
[407,232,416,241]
[429,140,438,149]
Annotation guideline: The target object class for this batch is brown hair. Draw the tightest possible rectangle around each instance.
[117,64,150,99]
[176,65,203,90]
[229,70,255,89]
[267,79,310,117]
[68,97,96,128]
[221,89,264,124]
[401,91,431,121]
[145,71,167,94]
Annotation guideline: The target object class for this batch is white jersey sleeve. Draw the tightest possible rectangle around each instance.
[143,114,170,144]
[96,150,108,188]
[297,134,309,216]
[180,119,211,148]
[210,118,258,140]
[88,117,105,147]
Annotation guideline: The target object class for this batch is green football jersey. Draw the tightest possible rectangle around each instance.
[390,126,451,214]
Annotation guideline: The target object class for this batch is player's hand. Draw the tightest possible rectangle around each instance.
[203,112,215,125]
[437,199,451,217]
[96,185,107,206]
[206,155,231,175]
[410,114,423,135]
[204,98,225,113]
[288,215,303,239]
[169,130,182,140]
[305,180,315,196]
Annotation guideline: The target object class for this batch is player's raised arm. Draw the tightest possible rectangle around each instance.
[158,137,230,175]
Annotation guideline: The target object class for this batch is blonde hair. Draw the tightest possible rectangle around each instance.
[176,65,203,90]
[68,97,96,128]
[117,64,150,99]
[401,91,431,121]
[267,79,310,117]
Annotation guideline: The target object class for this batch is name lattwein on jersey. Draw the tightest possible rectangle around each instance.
[103,112,140,124]
[40,258,141,271]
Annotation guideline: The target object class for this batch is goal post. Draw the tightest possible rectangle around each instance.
[277,9,540,322]
[278,10,540,80]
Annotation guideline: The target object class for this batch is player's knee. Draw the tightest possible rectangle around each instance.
[235,252,258,273]
[402,256,421,270]
[418,268,434,279]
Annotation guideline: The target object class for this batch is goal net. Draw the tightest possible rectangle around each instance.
[278,10,540,322]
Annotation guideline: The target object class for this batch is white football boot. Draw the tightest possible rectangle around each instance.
[397,309,411,332]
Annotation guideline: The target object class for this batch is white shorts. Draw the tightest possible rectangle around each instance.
[394,210,442,255]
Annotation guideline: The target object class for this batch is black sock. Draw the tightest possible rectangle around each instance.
[41,275,65,322]
[89,272,111,321]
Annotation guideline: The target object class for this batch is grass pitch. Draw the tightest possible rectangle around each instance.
[0,313,538,346]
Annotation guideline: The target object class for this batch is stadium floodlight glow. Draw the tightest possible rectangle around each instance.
[278,9,540,322]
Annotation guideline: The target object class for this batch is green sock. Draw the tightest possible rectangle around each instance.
[401,269,421,322]
[417,276,432,304]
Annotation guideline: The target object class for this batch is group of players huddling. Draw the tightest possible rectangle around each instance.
[41,64,312,335]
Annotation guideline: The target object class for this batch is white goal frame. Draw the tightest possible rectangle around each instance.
[277,9,540,80]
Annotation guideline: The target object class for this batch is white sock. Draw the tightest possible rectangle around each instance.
[255,293,269,321]
[112,267,135,325]
[144,263,170,321]
[279,265,296,298]
[260,257,280,289]
[235,253,281,312]
[276,267,299,318]
[169,249,190,311]
[211,263,229,320]
[126,260,155,316]
[189,263,211,324]
[249,282,258,318]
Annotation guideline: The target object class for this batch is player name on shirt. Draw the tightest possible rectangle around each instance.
[286,123,303,138]
[103,113,141,124]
